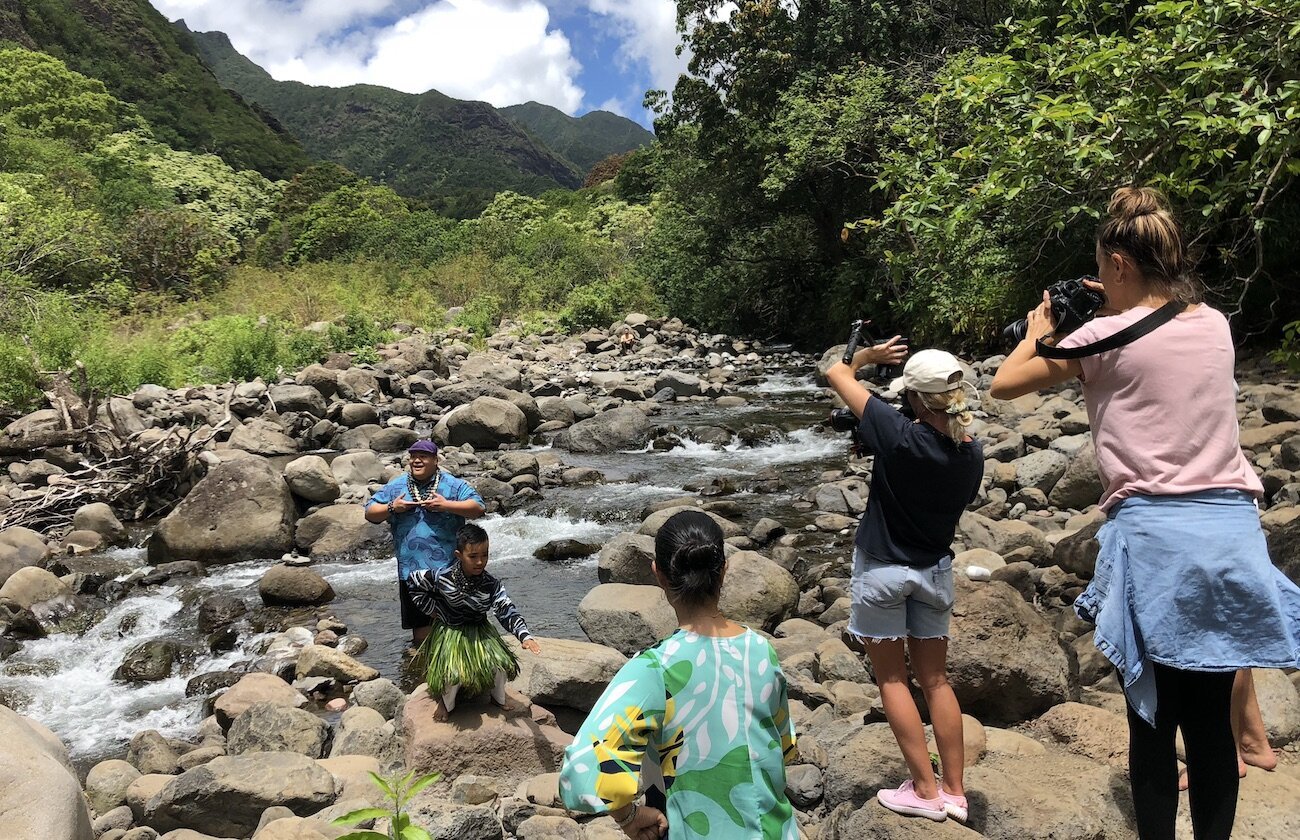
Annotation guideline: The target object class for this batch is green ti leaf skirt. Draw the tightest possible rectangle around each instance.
[418,620,520,697]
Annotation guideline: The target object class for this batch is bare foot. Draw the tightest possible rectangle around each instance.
[432,699,450,722]
[491,698,516,713]
[1180,755,1252,792]
[1240,742,1279,772]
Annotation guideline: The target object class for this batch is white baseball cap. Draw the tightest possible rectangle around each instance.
[890,349,967,394]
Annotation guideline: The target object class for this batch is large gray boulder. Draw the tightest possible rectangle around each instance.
[259,565,334,606]
[504,635,628,711]
[228,419,299,456]
[553,407,652,453]
[268,385,327,418]
[330,451,387,488]
[72,503,128,546]
[1048,441,1104,509]
[283,456,341,503]
[147,753,337,837]
[294,644,379,683]
[213,674,308,729]
[958,511,1051,566]
[86,759,142,817]
[458,354,524,390]
[597,532,657,585]
[0,526,48,588]
[434,397,528,448]
[947,580,1077,724]
[719,551,799,628]
[227,702,330,758]
[149,458,297,565]
[432,382,541,429]
[0,704,93,840]
[1014,449,1069,495]
[294,506,386,558]
[577,584,677,656]
[328,706,401,769]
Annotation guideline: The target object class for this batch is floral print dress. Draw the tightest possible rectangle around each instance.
[559,627,798,839]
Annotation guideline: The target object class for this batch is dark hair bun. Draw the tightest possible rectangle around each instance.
[655,510,726,606]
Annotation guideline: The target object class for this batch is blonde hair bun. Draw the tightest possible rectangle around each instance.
[1107,185,1168,221]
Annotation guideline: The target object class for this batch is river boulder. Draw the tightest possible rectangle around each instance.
[0,526,48,587]
[434,397,528,448]
[294,506,386,558]
[259,565,335,606]
[0,704,93,840]
[213,673,308,729]
[283,456,341,503]
[597,532,657,585]
[946,580,1077,724]
[719,550,799,628]
[146,752,337,837]
[72,503,128,546]
[227,702,330,758]
[553,407,652,453]
[503,634,628,711]
[577,583,677,656]
[149,458,297,565]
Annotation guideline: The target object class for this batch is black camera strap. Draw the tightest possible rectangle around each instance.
[1036,300,1188,360]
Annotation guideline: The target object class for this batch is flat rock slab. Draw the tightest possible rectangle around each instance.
[401,686,569,789]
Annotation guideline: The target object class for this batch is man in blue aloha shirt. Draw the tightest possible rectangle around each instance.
[364,440,485,646]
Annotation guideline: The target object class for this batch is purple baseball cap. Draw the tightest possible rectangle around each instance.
[408,440,439,455]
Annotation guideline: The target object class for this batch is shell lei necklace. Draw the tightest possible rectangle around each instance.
[406,469,441,504]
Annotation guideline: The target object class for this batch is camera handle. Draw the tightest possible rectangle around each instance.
[841,320,867,365]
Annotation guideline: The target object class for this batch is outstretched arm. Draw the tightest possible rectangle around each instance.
[825,335,908,418]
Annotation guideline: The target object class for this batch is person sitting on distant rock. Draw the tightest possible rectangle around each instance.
[559,510,798,840]
[617,325,636,354]
[405,523,540,721]
[825,345,984,823]
[364,440,484,648]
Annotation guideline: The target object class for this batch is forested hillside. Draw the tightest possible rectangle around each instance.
[0,0,309,180]
[502,102,655,174]
[190,29,592,217]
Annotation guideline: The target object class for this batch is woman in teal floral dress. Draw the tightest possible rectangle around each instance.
[559,510,798,839]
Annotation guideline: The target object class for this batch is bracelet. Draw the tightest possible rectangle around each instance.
[615,803,638,829]
[387,500,395,516]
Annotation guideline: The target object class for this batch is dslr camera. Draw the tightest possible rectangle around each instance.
[1003,276,1106,344]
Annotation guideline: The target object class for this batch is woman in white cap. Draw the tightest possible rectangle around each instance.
[825,341,984,822]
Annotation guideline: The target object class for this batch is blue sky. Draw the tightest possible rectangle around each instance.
[148,1,690,127]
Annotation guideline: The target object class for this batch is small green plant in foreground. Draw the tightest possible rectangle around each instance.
[332,770,442,840]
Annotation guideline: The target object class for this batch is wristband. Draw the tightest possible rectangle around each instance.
[615,802,638,829]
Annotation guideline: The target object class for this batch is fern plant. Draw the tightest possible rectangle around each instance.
[332,770,442,840]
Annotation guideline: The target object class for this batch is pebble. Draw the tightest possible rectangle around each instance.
[966,566,992,582]
[326,698,348,712]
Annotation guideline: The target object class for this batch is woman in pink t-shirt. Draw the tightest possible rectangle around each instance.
[991,187,1300,840]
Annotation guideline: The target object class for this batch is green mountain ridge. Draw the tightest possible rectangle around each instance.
[0,0,310,180]
[502,101,655,174]
[187,28,652,215]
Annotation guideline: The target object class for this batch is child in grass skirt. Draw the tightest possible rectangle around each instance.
[405,523,541,720]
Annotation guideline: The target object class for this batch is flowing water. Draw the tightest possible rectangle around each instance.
[0,365,859,770]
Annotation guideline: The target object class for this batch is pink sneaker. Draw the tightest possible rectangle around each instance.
[876,780,947,821]
[940,789,968,822]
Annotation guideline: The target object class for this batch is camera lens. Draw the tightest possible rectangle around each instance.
[1002,319,1029,344]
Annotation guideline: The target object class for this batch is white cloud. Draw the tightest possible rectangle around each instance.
[585,0,688,95]
[150,0,586,113]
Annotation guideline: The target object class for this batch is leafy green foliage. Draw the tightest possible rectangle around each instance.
[1,0,309,179]
[332,770,442,840]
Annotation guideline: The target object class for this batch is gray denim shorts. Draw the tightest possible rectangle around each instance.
[848,547,955,641]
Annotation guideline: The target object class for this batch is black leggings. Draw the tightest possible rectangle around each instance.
[1126,664,1237,840]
